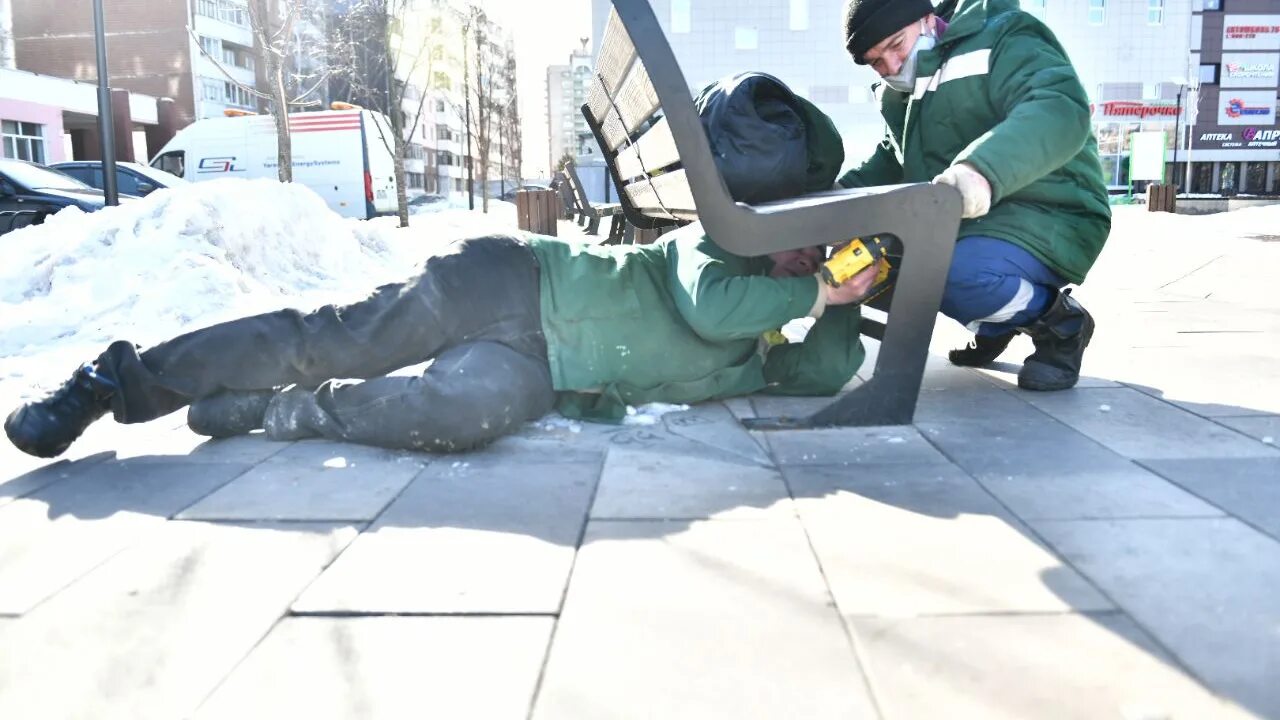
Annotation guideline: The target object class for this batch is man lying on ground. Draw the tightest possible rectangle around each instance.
[6,228,879,458]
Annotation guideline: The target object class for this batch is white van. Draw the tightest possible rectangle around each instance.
[150,108,398,219]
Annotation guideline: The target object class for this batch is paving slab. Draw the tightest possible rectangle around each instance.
[0,459,250,615]
[662,402,771,464]
[921,415,1224,520]
[593,445,788,520]
[1034,517,1280,718]
[1214,415,1280,444]
[767,426,947,466]
[1020,387,1279,460]
[178,440,426,521]
[193,616,552,719]
[291,460,599,614]
[533,520,879,719]
[786,464,1110,615]
[0,454,107,510]
[0,521,356,720]
[912,380,1044,424]
[1141,457,1280,540]
[852,613,1254,720]
[979,465,1223,521]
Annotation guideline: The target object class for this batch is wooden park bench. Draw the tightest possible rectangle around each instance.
[582,0,963,429]
[562,159,626,244]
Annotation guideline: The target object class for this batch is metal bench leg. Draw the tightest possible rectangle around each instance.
[586,215,601,235]
[608,215,625,244]
[744,221,957,430]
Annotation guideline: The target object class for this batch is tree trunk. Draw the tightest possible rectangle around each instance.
[394,134,409,227]
[269,53,292,182]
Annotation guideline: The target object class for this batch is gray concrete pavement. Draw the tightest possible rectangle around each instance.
[1,220,1277,719]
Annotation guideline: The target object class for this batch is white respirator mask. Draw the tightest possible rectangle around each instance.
[881,20,937,93]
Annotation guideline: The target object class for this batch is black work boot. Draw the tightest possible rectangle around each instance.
[4,363,117,458]
[948,332,1016,367]
[1017,289,1095,391]
[187,390,277,438]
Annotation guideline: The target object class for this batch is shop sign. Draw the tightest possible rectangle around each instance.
[1223,15,1280,51]
[1092,101,1180,119]
[1221,53,1280,88]
[1218,90,1278,125]
[1242,127,1280,147]
[1195,128,1280,149]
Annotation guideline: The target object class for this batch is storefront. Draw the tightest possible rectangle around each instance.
[1092,100,1182,189]
[1167,7,1280,195]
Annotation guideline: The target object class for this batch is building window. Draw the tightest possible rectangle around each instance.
[789,0,809,31]
[1202,0,1221,9]
[218,1,248,27]
[196,0,218,19]
[1088,0,1104,25]
[406,172,424,189]
[1198,63,1218,85]
[224,81,254,107]
[1244,162,1267,193]
[671,0,691,34]
[1147,0,1163,25]
[734,27,759,51]
[202,79,223,101]
[199,35,220,57]
[1,120,44,163]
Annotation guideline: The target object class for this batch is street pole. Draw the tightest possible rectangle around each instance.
[92,0,118,206]
[1184,86,1197,193]
[1173,86,1184,191]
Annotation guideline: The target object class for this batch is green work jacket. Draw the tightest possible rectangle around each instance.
[527,228,864,421]
[839,0,1111,284]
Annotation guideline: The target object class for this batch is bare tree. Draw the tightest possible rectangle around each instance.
[454,5,507,213]
[328,0,442,227]
[246,0,300,182]
[499,52,522,192]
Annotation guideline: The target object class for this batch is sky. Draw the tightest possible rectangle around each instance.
[477,0,593,180]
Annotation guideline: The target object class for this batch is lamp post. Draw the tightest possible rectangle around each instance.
[1173,83,1184,190]
[1184,83,1199,194]
[92,0,118,206]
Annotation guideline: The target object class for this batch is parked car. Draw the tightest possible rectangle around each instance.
[50,160,188,197]
[0,158,129,236]
[498,183,550,201]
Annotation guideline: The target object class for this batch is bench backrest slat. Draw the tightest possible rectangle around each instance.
[623,168,698,221]
[614,116,679,182]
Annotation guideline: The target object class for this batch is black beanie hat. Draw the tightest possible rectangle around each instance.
[844,0,935,64]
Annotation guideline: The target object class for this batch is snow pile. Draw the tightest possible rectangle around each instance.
[0,179,565,405]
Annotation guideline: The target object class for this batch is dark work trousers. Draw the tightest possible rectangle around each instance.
[95,235,556,451]
[939,236,1067,337]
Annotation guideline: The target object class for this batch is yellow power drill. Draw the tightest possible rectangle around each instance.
[821,236,892,288]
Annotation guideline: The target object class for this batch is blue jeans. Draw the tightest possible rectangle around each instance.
[940,236,1065,337]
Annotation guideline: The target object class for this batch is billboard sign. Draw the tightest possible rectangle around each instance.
[1220,53,1279,88]
[1217,90,1277,125]
[1129,131,1167,181]
[1222,16,1280,51]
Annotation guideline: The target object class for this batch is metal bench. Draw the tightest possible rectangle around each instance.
[563,159,626,244]
[583,0,963,428]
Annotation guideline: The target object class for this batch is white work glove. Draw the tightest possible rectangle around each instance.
[932,162,992,219]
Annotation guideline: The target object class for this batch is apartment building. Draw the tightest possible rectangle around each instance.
[546,41,593,173]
